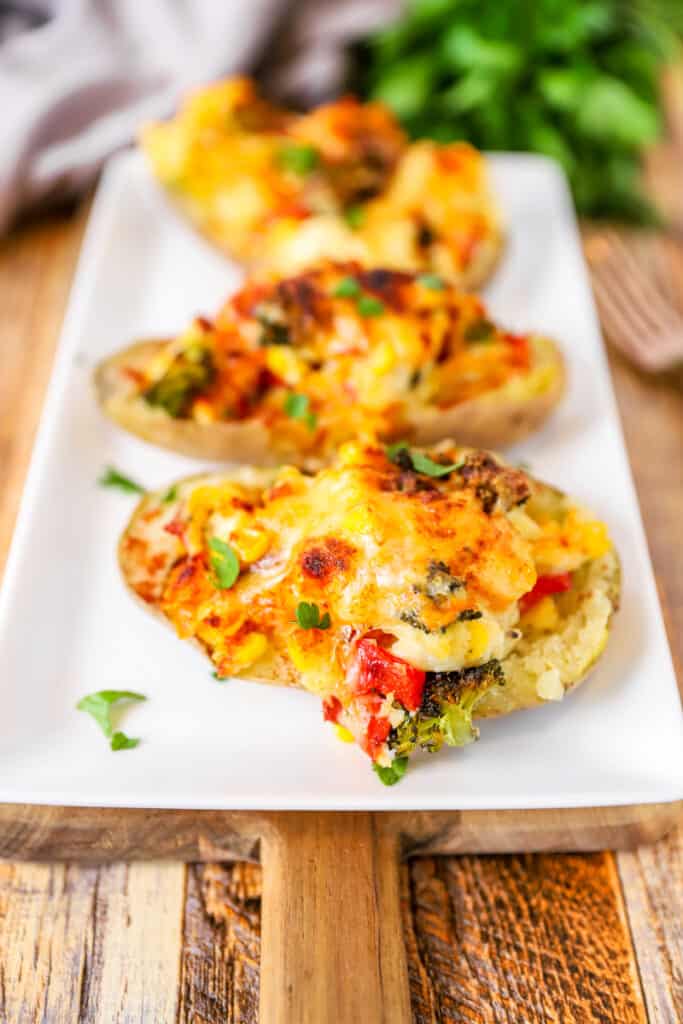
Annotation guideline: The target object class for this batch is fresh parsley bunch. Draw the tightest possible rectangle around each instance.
[357,0,682,221]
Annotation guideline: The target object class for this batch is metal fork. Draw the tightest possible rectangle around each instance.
[584,227,683,373]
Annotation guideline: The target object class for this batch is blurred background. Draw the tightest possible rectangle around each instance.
[2,0,682,234]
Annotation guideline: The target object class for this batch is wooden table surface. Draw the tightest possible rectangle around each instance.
[1,192,682,1021]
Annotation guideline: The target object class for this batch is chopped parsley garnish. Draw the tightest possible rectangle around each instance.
[295,602,331,630]
[161,484,178,504]
[386,443,463,478]
[333,276,362,299]
[76,690,146,751]
[373,756,408,786]
[357,295,385,317]
[212,670,230,682]
[98,466,145,495]
[284,392,317,431]
[386,440,409,461]
[343,204,366,229]
[209,538,240,590]
[464,319,495,343]
[277,144,319,175]
[417,273,446,290]
[410,450,463,477]
[111,732,140,750]
[331,276,384,318]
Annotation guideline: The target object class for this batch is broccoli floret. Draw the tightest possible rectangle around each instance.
[388,660,505,758]
[144,345,214,418]
[424,560,464,601]
[422,661,505,746]
[254,303,291,346]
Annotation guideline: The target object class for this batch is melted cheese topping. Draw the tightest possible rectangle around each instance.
[126,262,542,461]
[123,443,612,706]
[141,77,499,280]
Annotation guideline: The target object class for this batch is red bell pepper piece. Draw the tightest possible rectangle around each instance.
[520,572,571,613]
[353,639,426,712]
[363,715,392,760]
[322,696,342,723]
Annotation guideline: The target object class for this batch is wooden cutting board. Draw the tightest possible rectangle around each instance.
[1,204,681,1024]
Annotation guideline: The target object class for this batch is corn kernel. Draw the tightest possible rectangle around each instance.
[232,525,271,565]
[192,399,216,423]
[466,619,489,662]
[342,505,374,535]
[334,724,355,744]
[371,340,396,375]
[232,632,268,670]
[265,346,303,385]
[337,441,366,466]
[286,636,310,672]
[579,521,611,559]
[521,596,559,632]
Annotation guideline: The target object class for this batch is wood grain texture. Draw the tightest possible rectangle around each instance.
[403,852,648,1024]
[78,862,185,1023]
[178,862,261,1024]
[618,827,683,1024]
[0,861,184,1024]
[0,862,97,1024]
[259,813,410,1024]
[0,205,88,577]
[0,803,679,863]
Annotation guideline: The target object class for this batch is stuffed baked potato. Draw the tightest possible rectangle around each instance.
[95,263,564,466]
[141,77,502,288]
[119,440,619,782]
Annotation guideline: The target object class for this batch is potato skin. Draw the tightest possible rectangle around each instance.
[408,335,566,450]
[95,340,280,465]
[118,482,301,689]
[95,333,565,465]
[118,469,619,719]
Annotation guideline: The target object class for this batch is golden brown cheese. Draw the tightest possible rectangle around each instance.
[123,443,610,692]
[141,77,500,285]
[119,262,547,462]
[120,443,617,774]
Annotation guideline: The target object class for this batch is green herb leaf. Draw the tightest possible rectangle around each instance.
[332,275,362,298]
[284,392,317,431]
[463,319,495,343]
[76,690,146,749]
[212,670,230,682]
[343,205,366,229]
[410,451,463,477]
[110,732,140,751]
[356,295,385,317]
[98,467,145,495]
[417,273,446,290]
[386,443,462,478]
[161,484,178,504]
[386,440,409,460]
[209,538,240,590]
[277,144,319,175]
[373,756,409,786]
[295,602,331,630]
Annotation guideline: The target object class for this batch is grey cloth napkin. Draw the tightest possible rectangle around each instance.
[0,0,400,232]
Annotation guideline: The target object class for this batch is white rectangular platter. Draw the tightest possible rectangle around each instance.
[0,150,681,810]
